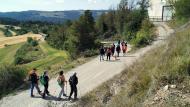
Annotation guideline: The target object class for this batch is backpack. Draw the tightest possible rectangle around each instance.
[57,77,63,86]
[69,76,74,85]
[39,75,45,85]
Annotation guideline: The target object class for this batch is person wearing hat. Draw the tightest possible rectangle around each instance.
[68,72,78,101]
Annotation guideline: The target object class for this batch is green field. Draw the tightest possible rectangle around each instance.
[0,43,23,64]
[26,42,69,72]
[0,42,69,74]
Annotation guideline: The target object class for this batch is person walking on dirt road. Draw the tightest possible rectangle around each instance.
[29,68,42,97]
[99,46,105,61]
[57,71,67,100]
[42,71,50,99]
[111,43,115,56]
[106,47,111,61]
[68,72,78,101]
[116,44,121,57]
[122,41,127,56]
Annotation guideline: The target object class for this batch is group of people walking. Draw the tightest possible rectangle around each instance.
[99,40,128,61]
[29,68,78,101]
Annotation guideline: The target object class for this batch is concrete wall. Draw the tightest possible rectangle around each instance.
[148,0,172,21]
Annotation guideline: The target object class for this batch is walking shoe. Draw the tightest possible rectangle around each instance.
[57,97,62,101]
[63,93,67,96]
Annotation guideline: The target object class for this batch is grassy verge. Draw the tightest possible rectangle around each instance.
[76,25,190,107]
[0,43,23,64]
[0,64,27,99]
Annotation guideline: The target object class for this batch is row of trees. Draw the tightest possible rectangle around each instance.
[46,0,153,57]
[96,0,149,41]
[46,10,99,58]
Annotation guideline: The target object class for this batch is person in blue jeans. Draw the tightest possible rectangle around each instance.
[99,46,105,61]
[29,68,42,97]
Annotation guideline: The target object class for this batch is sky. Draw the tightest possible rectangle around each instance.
[0,0,122,12]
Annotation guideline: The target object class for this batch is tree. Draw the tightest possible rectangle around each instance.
[174,0,190,19]
[46,26,66,49]
[73,10,96,51]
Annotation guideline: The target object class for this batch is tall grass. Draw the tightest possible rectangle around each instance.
[0,64,27,99]
[77,26,190,107]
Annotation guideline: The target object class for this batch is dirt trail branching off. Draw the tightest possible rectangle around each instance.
[0,22,174,107]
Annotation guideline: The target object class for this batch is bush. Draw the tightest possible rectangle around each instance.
[4,29,13,37]
[82,49,99,57]
[27,37,39,47]
[0,64,27,98]
[14,42,43,65]
[31,40,39,47]
[27,37,33,43]
[174,0,190,19]
[132,19,155,47]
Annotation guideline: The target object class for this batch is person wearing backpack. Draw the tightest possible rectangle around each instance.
[41,71,50,99]
[29,68,42,97]
[57,71,67,100]
[68,72,78,101]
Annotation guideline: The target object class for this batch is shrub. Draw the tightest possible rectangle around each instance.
[132,19,155,47]
[14,42,43,65]
[27,37,33,43]
[82,49,99,57]
[31,40,39,47]
[4,29,13,37]
[27,37,39,47]
[0,64,27,98]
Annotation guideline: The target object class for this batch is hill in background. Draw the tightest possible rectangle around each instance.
[0,10,108,23]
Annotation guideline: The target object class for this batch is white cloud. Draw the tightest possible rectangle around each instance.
[88,0,97,4]
[43,0,64,5]
[55,0,65,3]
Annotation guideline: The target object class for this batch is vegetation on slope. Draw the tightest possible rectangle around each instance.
[76,25,190,107]
[14,37,44,65]
[167,0,190,28]
[0,43,23,64]
[0,64,27,99]
[0,27,13,37]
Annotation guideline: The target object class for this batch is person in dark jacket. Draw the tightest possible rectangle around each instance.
[99,46,105,61]
[68,72,78,101]
[116,44,121,57]
[42,71,50,98]
[29,68,41,97]
[111,43,115,56]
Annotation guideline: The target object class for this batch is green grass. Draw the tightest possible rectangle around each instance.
[77,25,190,107]
[25,42,69,75]
[0,43,23,64]
[0,41,69,74]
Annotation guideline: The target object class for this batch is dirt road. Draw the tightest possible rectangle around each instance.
[0,33,43,48]
[0,22,174,107]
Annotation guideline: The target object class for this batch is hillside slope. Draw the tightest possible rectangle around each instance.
[0,42,68,73]
[75,23,190,107]
[0,22,174,107]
